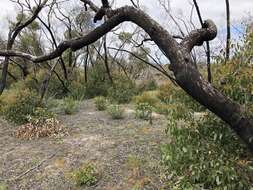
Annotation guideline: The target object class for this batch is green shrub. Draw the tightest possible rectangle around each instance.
[107,78,137,104]
[135,102,153,121]
[25,69,68,98]
[63,97,78,115]
[29,107,55,121]
[162,112,252,190]
[157,83,173,104]
[137,79,157,92]
[69,81,86,101]
[107,104,124,119]
[0,86,40,125]
[71,164,99,187]
[211,31,253,115]
[157,83,204,112]
[94,96,107,111]
[85,63,110,98]
[133,91,159,107]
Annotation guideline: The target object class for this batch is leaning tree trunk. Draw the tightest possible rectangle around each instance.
[0,3,252,151]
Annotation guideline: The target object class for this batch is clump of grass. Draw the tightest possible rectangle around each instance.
[63,97,78,115]
[107,104,125,119]
[135,103,153,123]
[94,96,107,111]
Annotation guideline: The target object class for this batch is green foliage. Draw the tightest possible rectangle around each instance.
[137,79,158,92]
[211,31,253,116]
[133,91,159,107]
[157,83,173,104]
[24,69,68,99]
[135,102,153,121]
[94,96,107,111]
[85,63,110,98]
[157,83,204,112]
[0,183,7,190]
[68,82,86,101]
[62,97,78,115]
[0,83,40,125]
[29,107,55,122]
[162,110,253,190]
[71,164,99,187]
[107,77,137,104]
[107,104,124,119]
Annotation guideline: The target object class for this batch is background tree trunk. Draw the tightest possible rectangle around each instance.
[225,0,231,61]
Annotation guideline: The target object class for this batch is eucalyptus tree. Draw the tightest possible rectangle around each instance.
[0,0,252,151]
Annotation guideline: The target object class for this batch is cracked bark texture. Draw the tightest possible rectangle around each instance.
[0,2,252,151]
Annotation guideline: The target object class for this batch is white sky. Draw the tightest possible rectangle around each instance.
[0,0,252,41]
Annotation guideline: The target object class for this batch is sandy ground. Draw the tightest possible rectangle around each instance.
[0,100,169,190]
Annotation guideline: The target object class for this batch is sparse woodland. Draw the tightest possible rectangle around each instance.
[0,0,252,189]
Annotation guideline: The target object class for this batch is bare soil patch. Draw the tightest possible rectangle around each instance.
[0,100,168,190]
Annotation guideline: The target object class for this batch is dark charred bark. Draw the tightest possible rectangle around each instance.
[0,0,47,94]
[103,34,113,84]
[193,0,212,82]
[84,46,89,83]
[225,0,231,61]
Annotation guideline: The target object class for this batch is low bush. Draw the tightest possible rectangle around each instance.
[85,63,110,98]
[68,81,86,101]
[62,97,78,115]
[135,102,153,122]
[157,83,174,104]
[107,104,124,119]
[71,163,99,187]
[133,91,159,107]
[137,79,158,92]
[107,77,137,104]
[94,96,107,111]
[0,84,40,125]
[161,111,253,189]
[157,83,204,112]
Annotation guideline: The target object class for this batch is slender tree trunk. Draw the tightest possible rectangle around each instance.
[225,0,231,61]
[84,46,89,83]
[192,0,212,83]
[103,34,113,84]
[0,33,13,94]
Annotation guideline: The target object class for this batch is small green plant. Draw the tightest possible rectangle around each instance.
[71,164,99,187]
[0,182,7,190]
[107,104,124,119]
[135,103,153,122]
[62,97,78,115]
[94,96,107,111]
